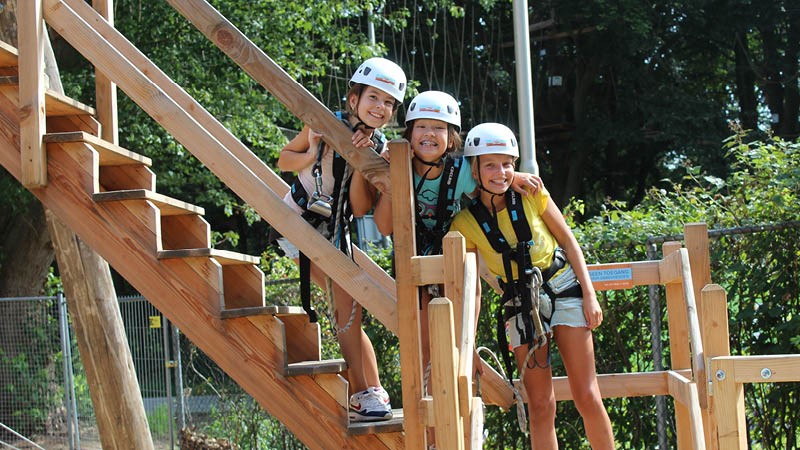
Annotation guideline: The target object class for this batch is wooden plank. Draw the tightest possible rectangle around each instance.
[0,84,96,117]
[412,255,444,286]
[468,397,484,450]
[700,284,731,450]
[99,165,156,192]
[710,358,747,450]
[286,359,347,376]
[93,0,118,144]
[220,305,305,319]
[389,140,426,450]
[280,313,320,364]
[158,248,259,265]
[92,189,205,215]
[443,233,467,350]
[46,112,101,136]
[429,298,464,450]
[0,40,18,67]
[160,215,211,250]
[725,355,800,383]
[49,0,398,337]
[44,131,151,166]
[678,248,707,407]
[18,0,48,188]
[349,409,405,435]
[314,373,349,409]
[662,242,692,450]
[165,0,393,196]
[667,371,706,450]
[457,253,477,420]
[221,263,264,309]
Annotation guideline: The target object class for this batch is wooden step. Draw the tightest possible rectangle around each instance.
[0,80,96,117]
[220,305,305,319]
[285,359,347,376]
[348,409,404,435]
[45,132,151,166]
[93,189,204,216]
[158,248,259,265]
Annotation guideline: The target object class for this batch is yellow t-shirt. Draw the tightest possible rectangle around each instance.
[450,188,557,282]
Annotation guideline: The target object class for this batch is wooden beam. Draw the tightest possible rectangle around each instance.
[389,140,426,450]
[667,371,707,450]
[710,358,747,450]
[164,0,393,196]
[662,242,692,450]
[92,0,118,144]
[18,0,47,188]
[700,284,732,450]
[429,298,464,450]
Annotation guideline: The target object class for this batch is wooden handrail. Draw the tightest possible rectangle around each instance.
[164,0,393,196]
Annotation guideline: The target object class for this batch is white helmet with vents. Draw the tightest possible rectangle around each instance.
[464,123,519,158]
[405,91,461,131]
[350,57,407,102]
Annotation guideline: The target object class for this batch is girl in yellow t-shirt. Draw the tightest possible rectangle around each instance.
[450,123,614,450]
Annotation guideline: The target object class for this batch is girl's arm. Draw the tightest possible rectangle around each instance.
[277,125,320,172]
[372,191,393,236]
[540,198,603,330]
[349,171,377,217]
[510,172,542,196]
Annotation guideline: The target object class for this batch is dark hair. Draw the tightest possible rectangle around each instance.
[402,120,463,153]
[347,83,401,113]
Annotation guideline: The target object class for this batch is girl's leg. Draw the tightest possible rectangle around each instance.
[553,326,615,450]
[515,343,558,450]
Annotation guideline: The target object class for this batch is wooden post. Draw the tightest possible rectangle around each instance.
[700,284,736,450]
[662,241,691,449]
[443,233,467,350]
[710,358,747,450]
[18,0,47,187]
[92,0,117,144]
[389,140,426,450]
[685,223,715,447]
[429,298,465,450]
[46,211,155,450]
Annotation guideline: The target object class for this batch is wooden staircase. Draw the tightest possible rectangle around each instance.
[0,39,404,449]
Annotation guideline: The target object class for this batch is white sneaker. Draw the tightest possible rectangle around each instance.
[349,388,393,422]
[370,386,391,408]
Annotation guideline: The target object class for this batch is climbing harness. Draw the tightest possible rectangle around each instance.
[413,154,463,256]
[477,346,528,434]
[288,111,385,326]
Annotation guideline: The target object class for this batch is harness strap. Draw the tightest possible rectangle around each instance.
[414,155,462,256]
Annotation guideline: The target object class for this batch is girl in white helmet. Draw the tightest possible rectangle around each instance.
[371,92,540,441]
[450,123,615,450]
[277,57,406,422]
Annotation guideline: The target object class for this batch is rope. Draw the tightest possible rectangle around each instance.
[477,346,528,434]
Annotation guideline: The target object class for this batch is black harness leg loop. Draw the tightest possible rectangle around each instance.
[299,253,318,323]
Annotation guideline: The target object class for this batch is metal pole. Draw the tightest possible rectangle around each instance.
[646,244,669,449]
[162,317,175,450]
[512,0,539,175]
[172,325,185,431]
[58,293,80,450]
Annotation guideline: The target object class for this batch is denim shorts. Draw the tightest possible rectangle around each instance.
[506,297,587,349]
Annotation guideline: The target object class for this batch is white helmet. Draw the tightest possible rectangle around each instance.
[405,91,461,131]
[464,123,519,158]
[350,57,407,102]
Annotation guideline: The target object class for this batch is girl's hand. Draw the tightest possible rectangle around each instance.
[583,293,603,330]
[510,173,542,196]
[352,129,375,149]
[308,130,323,151]
[380,146,391,162]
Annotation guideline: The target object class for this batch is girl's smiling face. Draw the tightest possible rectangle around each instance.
[410,118,450,163]
[474,153,516,195]
[349,86,397,129]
